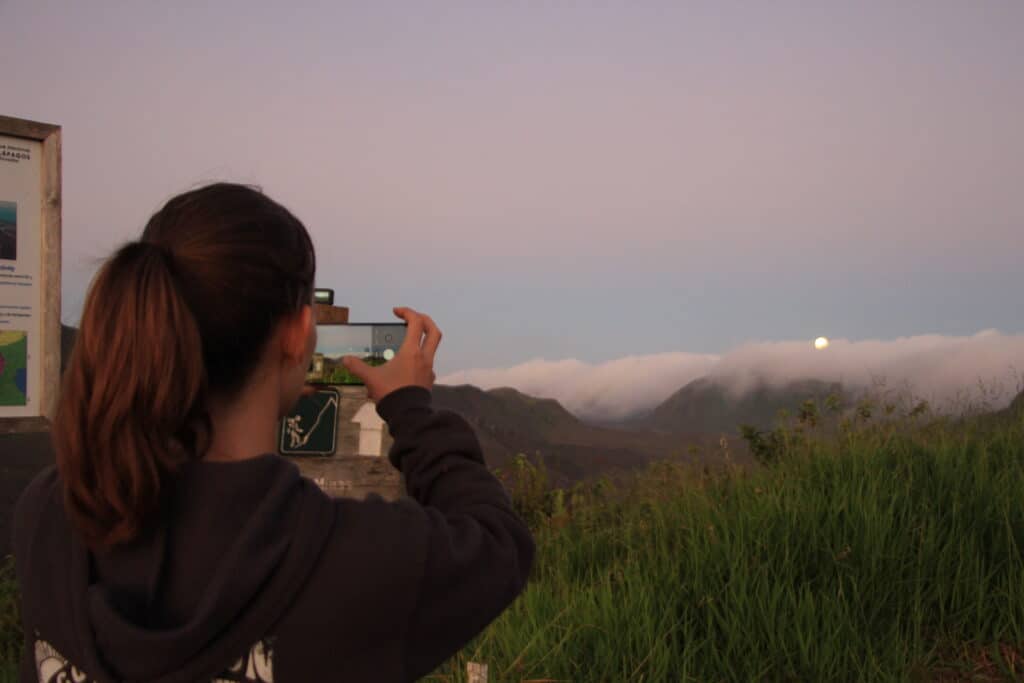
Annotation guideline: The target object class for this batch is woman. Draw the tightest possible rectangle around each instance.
[12,183,535,682]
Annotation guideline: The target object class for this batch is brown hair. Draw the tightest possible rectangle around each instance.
[53,183,316,551]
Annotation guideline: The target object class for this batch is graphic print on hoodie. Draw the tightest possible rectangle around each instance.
[32,634,275,682]
[12,385,536,683]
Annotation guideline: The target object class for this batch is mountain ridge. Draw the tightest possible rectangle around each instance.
[601,376,849,436]
[429,383,734,488]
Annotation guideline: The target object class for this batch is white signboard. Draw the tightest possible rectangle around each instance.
[0,135,43,416]
[0,116,61,431]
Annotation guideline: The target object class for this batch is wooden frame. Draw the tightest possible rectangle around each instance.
[0,115,61,434]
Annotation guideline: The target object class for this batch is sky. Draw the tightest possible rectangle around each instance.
[2,1,1022,417]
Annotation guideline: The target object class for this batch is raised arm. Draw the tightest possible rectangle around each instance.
[375,385,535,681]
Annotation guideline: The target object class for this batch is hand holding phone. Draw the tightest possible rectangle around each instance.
[308,321,406,385]
[342,307,440,403]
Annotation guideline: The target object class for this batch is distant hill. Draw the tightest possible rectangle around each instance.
[430,384,735,488]
[614,376,849,436]
[430,384,580,441]
[984,387,1024,424]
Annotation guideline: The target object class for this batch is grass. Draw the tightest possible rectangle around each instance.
[3,391,1023,682]
[426,392,1024,682]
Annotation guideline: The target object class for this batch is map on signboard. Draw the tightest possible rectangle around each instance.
[0,331,28,406]
[279,388,339,455]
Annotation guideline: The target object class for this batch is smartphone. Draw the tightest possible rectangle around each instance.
[306,323,408,385]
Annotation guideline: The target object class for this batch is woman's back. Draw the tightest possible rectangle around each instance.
[11,183,534,682]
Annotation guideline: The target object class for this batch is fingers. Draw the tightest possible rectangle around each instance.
[394,307,425,355]
[341,355,370,381]
[421,314,442,364]
[393,306,442,368]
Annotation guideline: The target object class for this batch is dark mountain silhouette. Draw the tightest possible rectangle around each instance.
[430,384,735,489]
[609,376,849,436]
[61,323,76,373]
[1011,389,1024,414]
[431,384,580,440]
[982,387,1024,425]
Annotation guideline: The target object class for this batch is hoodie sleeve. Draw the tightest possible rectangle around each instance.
[374,385,536,682]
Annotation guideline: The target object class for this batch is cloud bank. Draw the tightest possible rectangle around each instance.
[437,330,1024,421]
[438,353,719,422]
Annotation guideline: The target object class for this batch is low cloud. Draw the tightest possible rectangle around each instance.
[437,330,1024,421]
[438,353,719,422]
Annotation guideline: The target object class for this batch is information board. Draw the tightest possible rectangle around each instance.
[0,116,61,432]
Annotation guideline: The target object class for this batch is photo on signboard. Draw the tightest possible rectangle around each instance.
[0,200,15,261]
[0,330,28,406]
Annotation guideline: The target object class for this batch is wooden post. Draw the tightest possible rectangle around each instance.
[467,661,488,683]
[314,303,348,323]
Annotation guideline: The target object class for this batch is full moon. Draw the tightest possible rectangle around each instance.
[814,336,830,350]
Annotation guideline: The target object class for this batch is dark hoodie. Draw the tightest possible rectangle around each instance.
[12,385,536,682]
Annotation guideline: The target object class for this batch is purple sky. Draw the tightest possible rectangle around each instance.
[2,1,1022,407]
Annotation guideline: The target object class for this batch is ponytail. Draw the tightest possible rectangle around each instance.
[53,240,211,551]
[53,182,315,552]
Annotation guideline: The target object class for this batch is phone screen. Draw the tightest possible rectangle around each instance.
[306,323,407,385]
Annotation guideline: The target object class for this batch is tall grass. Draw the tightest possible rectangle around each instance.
[429,397,1024,682]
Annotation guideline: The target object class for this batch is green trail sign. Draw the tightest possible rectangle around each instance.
[278,387,340,455]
